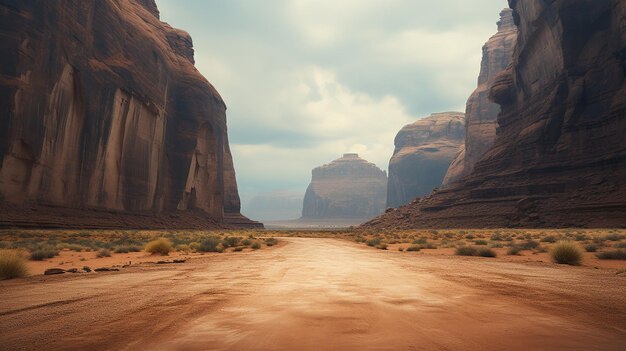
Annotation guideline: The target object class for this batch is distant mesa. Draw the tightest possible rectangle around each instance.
[387,112,465,208]
[301,154,387,220]
[443,8,518,186]
[243,191,304,222]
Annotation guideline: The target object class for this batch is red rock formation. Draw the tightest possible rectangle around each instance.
[302,154,387,219]
[364,0,626,229]
[0,0,261,228]
[387,112,465,208]
[443,9,517,185]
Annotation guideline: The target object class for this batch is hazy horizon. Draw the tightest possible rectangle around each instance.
[156,0,509,214]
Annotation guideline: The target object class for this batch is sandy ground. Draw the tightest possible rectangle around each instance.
[1,238,625,351]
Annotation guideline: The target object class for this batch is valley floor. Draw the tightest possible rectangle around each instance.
[1,237,625,350]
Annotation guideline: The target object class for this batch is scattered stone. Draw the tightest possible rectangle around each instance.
[82,266,91,272]
[67,268,79,273]
[173,259,186,263]
[94,267,119,272]
[44,268,65,275]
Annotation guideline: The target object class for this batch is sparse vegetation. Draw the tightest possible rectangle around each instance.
[144,238,173,255]
[584,243,598,252]
[455,246,478,256]
[0,250,28,280]
[97,248,111,258]
[251,241,261,250]
[551,241,582,265]
[265,238,278,247]
[595,250,626,260]
[30,245,60,261]
[477,247,497,258]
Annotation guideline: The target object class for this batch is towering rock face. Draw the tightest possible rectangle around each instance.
[443,9,517,185]
[302,154,387,219]
[387,112,465,208]
[0,0,259,228]
[365,0,626,229]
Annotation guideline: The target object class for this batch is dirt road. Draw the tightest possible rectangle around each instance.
[1,238,625,350]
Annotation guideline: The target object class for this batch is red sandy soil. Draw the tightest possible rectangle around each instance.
[1,238,625,351]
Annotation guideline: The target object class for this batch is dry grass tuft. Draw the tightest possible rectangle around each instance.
[144,238,173,255]
[551,241,582,265]
[0,249,28,280]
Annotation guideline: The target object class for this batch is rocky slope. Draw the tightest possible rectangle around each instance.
[443,9,517,185]
[302,154,387,219]
[0,0,261,228]
[387,112,465,208]
[365,0,626,229]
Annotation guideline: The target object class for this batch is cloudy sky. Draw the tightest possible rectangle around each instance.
[156,0,509,213]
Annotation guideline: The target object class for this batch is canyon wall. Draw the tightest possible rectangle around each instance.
[443,9,517,185]
[0,0,260,228]
[302,154,387,219]
[387,112,465,208]
[365,0,626,229]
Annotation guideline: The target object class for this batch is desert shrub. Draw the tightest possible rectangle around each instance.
[551,241,582,265]
[474,239,488,246]
[541,235,557,243]
[265,238,278,246]
[366,237,382,247]
[406,246,421,252]
[398,247,404,252]
[584,243,598,252]
[520,240,540,250]
[490,232,503,241]
[354,236,366,243]
[604,233,625,241]
[421,243,437,249]
[114,245,142,254]
[242,238,253,246]
[251,241,261,250]
[613,242,626,249]
[96,248,112,258]
[62,244,88,252]
[507,246,522,255]
[477,247,497,258]
[413,237,428,245]
[0,250,28,280]
[455,246,477,256]
[490,243,503,248]
[222,236,240,248]
[176,244,191,253]
[233,246,244,252]
[30,245,60,260]
[595,250,626,260]
[198,236,222,253]
[534,246,548,253]
[574,234,588,241]
[464,234,475,240]
[376,243,388,250]
[144,238,173,255]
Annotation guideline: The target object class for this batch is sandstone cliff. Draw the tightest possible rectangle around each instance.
[443,9,517,185]
[387,112,465,208]
[0,0,260,228]
[365,0,626,229]
[302,154,387,219]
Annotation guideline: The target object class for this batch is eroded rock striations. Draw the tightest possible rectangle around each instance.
[387,112,465,208]
[365,0,626,229]
[302,154,387,220]
[443,9,517,185]
[0,0,261,228]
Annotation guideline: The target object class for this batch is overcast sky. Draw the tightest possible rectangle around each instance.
[156,0,509,212]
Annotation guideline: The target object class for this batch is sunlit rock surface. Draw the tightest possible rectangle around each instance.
[0,0,260,228]
[302,154,387,219]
